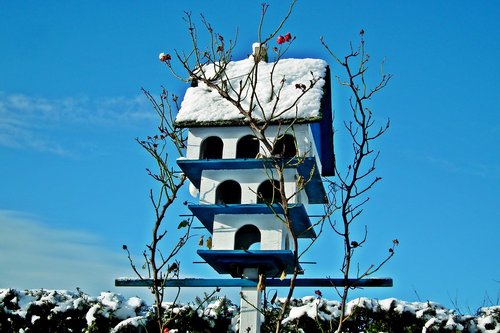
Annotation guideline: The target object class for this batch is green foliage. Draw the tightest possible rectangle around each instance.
[177,219,190,229]
[339,306,425,333]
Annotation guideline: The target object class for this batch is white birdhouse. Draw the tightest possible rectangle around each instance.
[175,51,333,279]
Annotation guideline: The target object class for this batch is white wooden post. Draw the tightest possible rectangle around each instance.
[239,268,262,333]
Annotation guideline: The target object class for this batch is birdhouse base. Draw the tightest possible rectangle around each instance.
[197,249,302,278]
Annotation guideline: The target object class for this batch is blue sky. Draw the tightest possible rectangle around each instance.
[1,0,499,311]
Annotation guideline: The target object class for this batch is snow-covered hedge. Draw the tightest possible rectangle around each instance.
[0,288,235,332]
[271,296,499,333]
[0,288,147,332]
[0,288,498,332]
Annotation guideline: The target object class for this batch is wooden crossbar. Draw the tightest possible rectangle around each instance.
[115,277,392,288]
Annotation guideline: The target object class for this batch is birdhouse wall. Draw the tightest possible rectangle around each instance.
[185,124,315,160]
[211,214,292,251]
[199,168,306,205]
[307,124,324,175]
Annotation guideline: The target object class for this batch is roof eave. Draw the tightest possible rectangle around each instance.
[174,115,324,128]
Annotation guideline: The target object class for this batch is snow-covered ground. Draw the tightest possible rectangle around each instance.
[0,288,498,332]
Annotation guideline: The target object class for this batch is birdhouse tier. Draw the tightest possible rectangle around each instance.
[188,203,316,238]
[197,249,302,278]
[178,157,326,204]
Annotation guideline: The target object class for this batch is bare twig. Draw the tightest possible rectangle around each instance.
[321,31,395,333]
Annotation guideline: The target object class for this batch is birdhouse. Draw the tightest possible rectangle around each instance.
[175,46,334,280]
[114,44,394,333]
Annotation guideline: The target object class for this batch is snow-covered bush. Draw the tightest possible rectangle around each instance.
[0,289,237,333]
[0,288,149,333]
[1,289,498,332]
[272,296,499,333]
[156,296,237,333]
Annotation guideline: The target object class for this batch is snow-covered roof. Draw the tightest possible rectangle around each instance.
[174,57,330,127]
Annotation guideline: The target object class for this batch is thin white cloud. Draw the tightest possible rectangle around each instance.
[0,210,134,296]
[0,210,224,302]
[0,118,71,155]
[425,155,499,179]
[0,91,155,156]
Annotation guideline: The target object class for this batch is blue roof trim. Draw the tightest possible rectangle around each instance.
[310,66,334,176]
[177,157,327,204]
[188,203,316,238]
[197,249,303,277]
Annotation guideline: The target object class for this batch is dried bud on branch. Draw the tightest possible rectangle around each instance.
[277,32,293,45]
[159,53,171,62]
